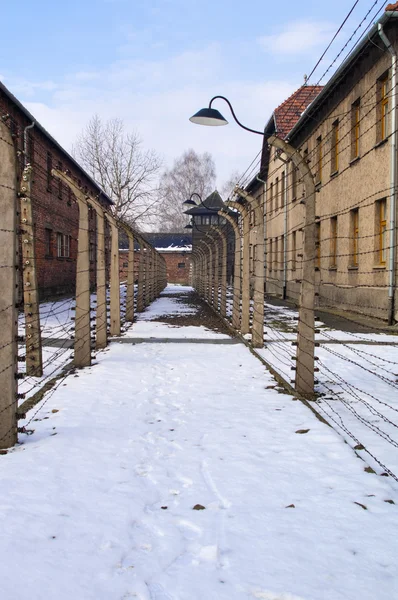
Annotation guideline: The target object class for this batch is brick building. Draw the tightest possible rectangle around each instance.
[261,5,398,323]
[119,233,192,285]
[0,80,113,298]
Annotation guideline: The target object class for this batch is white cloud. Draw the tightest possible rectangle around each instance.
[15,44,297,189]
[258,20,337,55]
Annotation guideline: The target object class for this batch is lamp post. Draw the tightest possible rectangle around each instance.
[183,192,220,212]
[190,96,317,396]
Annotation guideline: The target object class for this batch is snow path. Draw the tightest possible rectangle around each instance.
[1,287,398,600]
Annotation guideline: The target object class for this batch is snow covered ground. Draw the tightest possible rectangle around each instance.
[254,301,398,483]
[17,284,132,401]
[2,286,398,600]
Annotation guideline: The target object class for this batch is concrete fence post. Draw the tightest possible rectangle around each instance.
[206,234,219,309]
[0,119,18,448]
[89,199,107,350]
[220,211,241,330]
[118,221,135,323]
[235,187,264,348]
[226,200,250,334]
[212,227,227,318]
[136,241,144,312]
[105,214,121,337]
[125,231,135,321]
[19,165,43,376]
[201,240,214,305]
[52,169,91,368]
[268,135,316,396]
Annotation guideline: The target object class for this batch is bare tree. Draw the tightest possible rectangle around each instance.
[158,149,216,232]
[220,169,242,201]
[73,115,162,227]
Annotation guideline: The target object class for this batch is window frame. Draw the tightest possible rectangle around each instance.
[315,135,322,184]
[291,231,296,271]
[330,217,337,268]
[350,209,359,267]
[351,99,360,160]
[331,120,339,174]
[380,74,389,140]
[57,232,71,258]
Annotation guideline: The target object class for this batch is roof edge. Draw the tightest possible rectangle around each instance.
[0,80,114,205]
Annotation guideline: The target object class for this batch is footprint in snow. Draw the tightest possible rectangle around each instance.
[148,583,174,600]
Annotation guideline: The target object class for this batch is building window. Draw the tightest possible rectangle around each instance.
[269,182,273,213]
[203,216,210,225]
[269,239,273,271]
[274,237,278,271]
[291,231,296,271]
[47,152,52,192]
[57,233,71,258]
[331,120,339,173]
[292,164,297,200]
[45,228,52,257]
[123,262,128,268]
[330,217,337,268]
[378,73,389,141]
[376,199,387,265]
[351,99,360,159]
[316,136,322,184]
[316,222,321,268]
[178,262,185,268]
[219,216,226,225]
[280,235,284,271]
[350,209,359,267]
[281,171,285,208]
[275,177,279,211]
[211,215,218,224]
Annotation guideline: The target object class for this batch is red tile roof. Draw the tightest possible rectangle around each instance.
[386,2,398,10]
[273,85,323,138]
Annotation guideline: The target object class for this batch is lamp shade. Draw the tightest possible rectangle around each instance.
[189,107,228,127]
[183,199,197,205]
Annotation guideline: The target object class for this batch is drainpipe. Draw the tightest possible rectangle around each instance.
[23,121,35,167]
[282,169,288,299]
[256,174,267,292]
[378,24,396,325]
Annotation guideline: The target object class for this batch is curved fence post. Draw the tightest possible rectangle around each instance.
[226,199,250,334]
[268,135,316,397]
[0,119,18,448]
[220,211,241,330]
[52,169,91,367]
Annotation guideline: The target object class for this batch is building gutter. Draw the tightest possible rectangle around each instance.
[378,23,397,325]
[23,121,35,167]
[283,169,288,299]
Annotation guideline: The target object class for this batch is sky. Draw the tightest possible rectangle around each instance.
[0,0,387,188]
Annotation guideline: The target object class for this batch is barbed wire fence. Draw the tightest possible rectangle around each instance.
[191,69,398,484]
[0,127,167,450]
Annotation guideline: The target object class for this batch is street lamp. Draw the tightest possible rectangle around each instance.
[183,192,220,212]
[190,96,264,136]
[189,94,317,396]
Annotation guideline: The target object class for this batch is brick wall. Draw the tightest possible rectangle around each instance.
[0,85,112,300]
[118,249,191,285]
[161,251,191,284]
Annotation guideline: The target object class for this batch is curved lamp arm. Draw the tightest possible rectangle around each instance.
[209,96,265,136]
